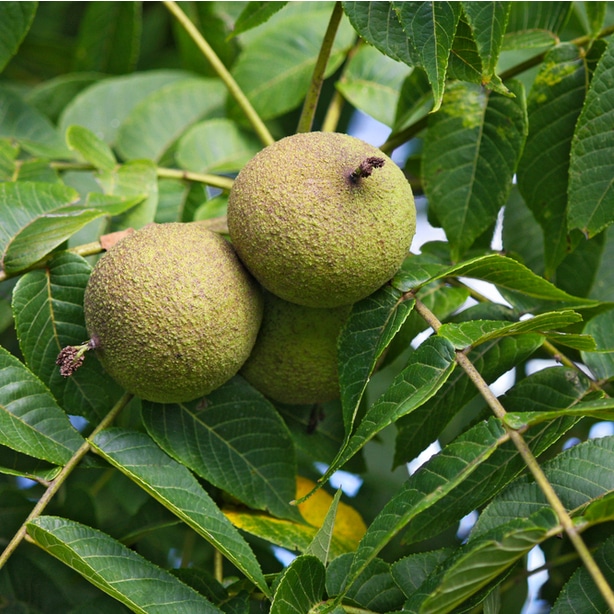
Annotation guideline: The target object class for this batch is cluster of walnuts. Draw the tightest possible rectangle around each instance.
[60,132,416,407]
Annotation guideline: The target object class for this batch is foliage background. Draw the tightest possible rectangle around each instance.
[1,2,614,613]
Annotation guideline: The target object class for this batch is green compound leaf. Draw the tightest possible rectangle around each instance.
[338,285,415,436]
[27,516,222,613]
[422,80,527,260]
[142,376,300,522]
[393,1,462,112]
[12,251,124,421]
[269,555,325,614]
[568,36,614,237]
[0,346,84,465]
[90,428,269,597]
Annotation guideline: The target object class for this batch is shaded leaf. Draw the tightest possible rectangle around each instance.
[175,119,262,174]
[422,79,527,259]
[327,336,455,480]
[326,554,406,612]
[0,86,70,158]
[27,516,222,613]
[568,36,614,237]
[3,193,142,274]
[338,285,414,435]
[73,2,141,74]
[66,124,116,171]
[116,78,226,162]
[395,334,543,466]
[393,1,462,112]
[12,251,124,421]
[551,534,614,614]
[0,346,84,464]
[90,428,269,596]
[581,308,614,380]
[269,555,325,614]
[516,43,587,275]
[391,548,453,598]
[503,2,572,50]
[231,2,289,37]
[142,377,300,522]
[305,488,342,565]
[0,1,37,73]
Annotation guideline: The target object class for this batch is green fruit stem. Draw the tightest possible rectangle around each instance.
[163,0,274,147]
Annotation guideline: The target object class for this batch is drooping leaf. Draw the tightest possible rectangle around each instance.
[0,1,37,73]
[3,193,142,274]
[73,2,141,74]
[568,36,614,237]
[59,70,191,146]
[581,308,614,380]
[394,334,544,466]
[230,2,289,37]
[461,2,511,82]
[338,285,414,435]
[325,336,455,480]
[175,118,262,174]
[421,79,527,259]
[97,159,158,230]
[12,251,124,421]
[229,2,355,120]
[336,45,411,128]
[0,181,79,271]
[27,516,222,613]
[90,428,269,596]
[116,78,227,162]
[66,124,116,171]
[142,377,300,522]
[269,555,325,614]
[516,43,587,276]
[393,1,462,112]
[0,346,84,464]
[342,1,420,66]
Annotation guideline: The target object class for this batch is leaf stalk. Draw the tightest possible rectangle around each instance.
[414,299,614,610]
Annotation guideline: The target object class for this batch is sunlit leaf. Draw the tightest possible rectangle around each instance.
[0,346,84,464]
[66,124,116,171]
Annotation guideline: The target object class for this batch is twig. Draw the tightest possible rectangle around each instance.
[156,167,234,191]
[0,392,133,570]
[296,2,345,133]
[163,1,274,148]
[414,299,614,610]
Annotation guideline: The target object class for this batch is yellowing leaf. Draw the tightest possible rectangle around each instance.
[223,476,366,558]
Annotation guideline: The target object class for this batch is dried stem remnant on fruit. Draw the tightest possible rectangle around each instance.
[350,156,385,183]
[56,338,98,377]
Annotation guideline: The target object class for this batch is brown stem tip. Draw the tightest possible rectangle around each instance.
[350,157,385,183]
[56,338,98,377]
